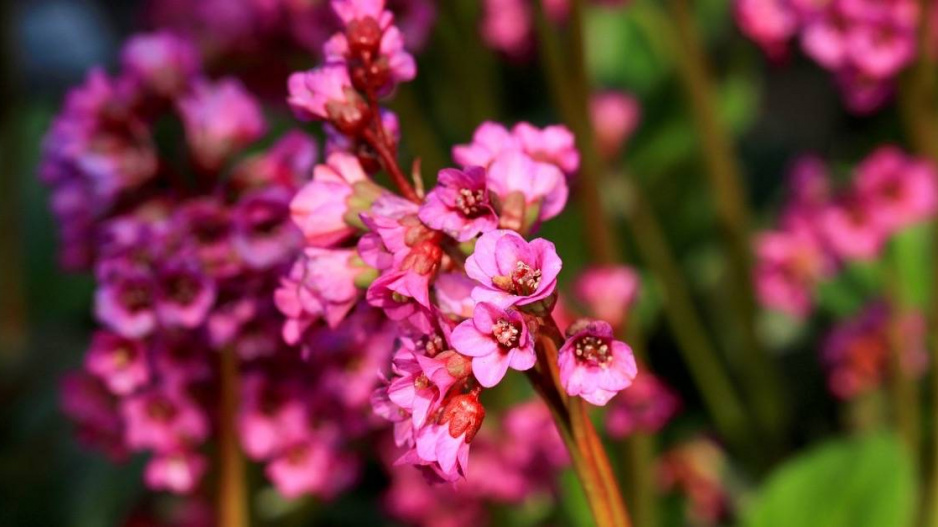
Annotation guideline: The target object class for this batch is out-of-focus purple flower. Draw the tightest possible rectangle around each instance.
[95,266,158,339]
[418,166,498,242]
[451,302,536,387]
[154,260,217,329]
[122,31,201,97]
[178,79,267,172]
[819,193,888,261]
[557,319,637,406]
[606,373,681,437]
[288,64,370,131]
[512,122,580,176]
[573,265,640,330]
[231,188,301,269]
[238,374,310,460]
[854,146,938,233]
[122,387,209,452]
[60,371,128,461]
[266,437,360,499]
[590,90,641,160]
[480,0,533,59]
[735,0,799,59]
[465,230,562,312]
[85,331,151,395]
[659,438,730,525]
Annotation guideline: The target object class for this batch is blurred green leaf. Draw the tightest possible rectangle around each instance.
[585,6,671,94]
[743,432,916,527]
[815,261,882,318]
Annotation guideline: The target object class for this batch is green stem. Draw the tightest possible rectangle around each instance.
[218,347,249,527]
[885,260,921,466]
[665,0,786,445]
[623,433,657,527]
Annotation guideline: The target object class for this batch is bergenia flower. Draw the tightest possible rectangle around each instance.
[121,31,200,97]
[486,150,568,231]
[557,319,638,405]
[418,166,498,242]
[573,265,640,330]
[465,230,562,312]
[451,302,536,387]
[84,330,151,395]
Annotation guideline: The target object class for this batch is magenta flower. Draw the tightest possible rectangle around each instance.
[819,194,887,260]
[452,121,519,168]
[84,330,150,395]
[755,223,832,318]
[605,373,681,438]
[154,260,216,329]
[557,320,638,406]
[486,150,568,230]
[801,9,850,70]
[122,387,209,452]
[451,303,536,387]
[266,439,360,499]
[290,152,373,248]
[238,374,311,460]
[95,266,157,339]
[854,147,938,233]
[734,0,798,59]
[590,91,641,161]
[287,64,369,131]
[846,17,915,79]
[408,391,485,481]
[465,230,562,310]
[144,451,207,494]
[573,265,640,330]
[434,272,476,319]
[512,122,580,176]
[177,79,267,171]
[121,31,200,97]
[387,348,467,428]
[275,247,362,334]
[231,188,301,269]
[480,0,533,58]
[418,166,498,242]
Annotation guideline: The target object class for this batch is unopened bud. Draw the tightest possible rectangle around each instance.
[439,392,485,443]
[436,350,472,380]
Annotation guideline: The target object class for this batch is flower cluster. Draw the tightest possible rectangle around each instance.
[279,0,637,484]
[381,401,569,527]
[822,301,927,400]
[45,31,355,496]
[755,148,938,317]
[736,0,920,112]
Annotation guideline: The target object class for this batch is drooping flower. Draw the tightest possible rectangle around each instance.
[84,330,151,396]
[557,319,638,405]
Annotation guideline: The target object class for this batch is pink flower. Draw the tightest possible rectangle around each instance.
[177,79,267,171]
[854,147,938,233]
[266,439,360,499]
[480,0,533,58]
[144,451,207,494]
[557,320,638,406]
[735,0,799,58]
[122,387,209,452]
[512,122,580,176]
[84,330,150,395]
[287,64,369,131]
[451,302,536,387]
[573,265,640,329]
[290,152,373,248]
[95,266,157,339]
[331,0,388,25]
[486,150,568,230]
[590,91,641,160]
[154,260,216,329]
[238,374,311,460]
[801,9,850,69]
[465,230,562,311]
[754,223,831,317]
[407,391,485,482]
[418,166,498,242]
[275,248,362,335]
[452,121,519,168]
[434,272,477,319]
[846,18,915,78]
[819,193,887,260]
[387,348,467,428]
[121,31,200,97]
[605,373,681,437]
[231,188,301,269]
[835,67,893,114]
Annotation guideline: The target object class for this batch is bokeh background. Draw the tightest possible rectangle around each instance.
[0,0,928,525]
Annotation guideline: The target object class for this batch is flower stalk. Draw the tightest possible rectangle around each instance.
[218,346,249,527]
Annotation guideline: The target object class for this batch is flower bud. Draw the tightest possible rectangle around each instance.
[439,391,485,443]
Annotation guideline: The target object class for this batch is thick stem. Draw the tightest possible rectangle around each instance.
[527,331,632,527]
[218,347,249,527]
[666,0,786,444]
[361,127,421,203]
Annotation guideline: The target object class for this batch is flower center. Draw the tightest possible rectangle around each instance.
[455,187,487,218]
[492,318,521,349]
[574,336,613,367]
[511,261,541,295]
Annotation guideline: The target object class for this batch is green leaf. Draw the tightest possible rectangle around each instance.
[743,433,916,527]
